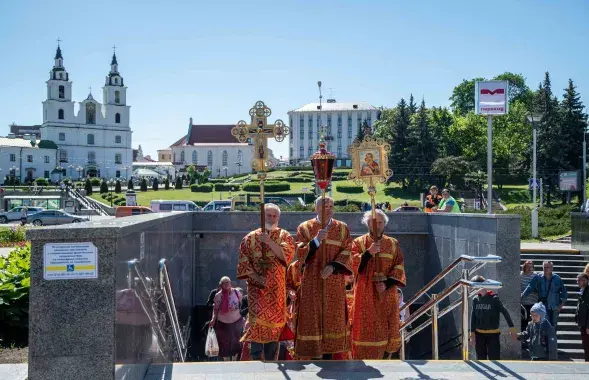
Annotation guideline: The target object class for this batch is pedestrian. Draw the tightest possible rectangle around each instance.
[20,206,28,226]
[584,263,589,277]
[521,260,539,330]
[575,273,589,361]
[434,189,461,213]
[209,276,244,361]
[518,302,557,361]
[522,261,567,330]
[469,275,517,360]
[424,186,442,213]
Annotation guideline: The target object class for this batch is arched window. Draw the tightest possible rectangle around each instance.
[222,150,228,166]
[59,73,63,79]
[87,134,95,145]
[180,151,185,163]
[207,150,213,168]
[192,150,198,164]
[58,109,64,120]
[58,85,65,99]
[86,103,96,124]
[115,91,120,104]
[115,113,121,123]
[115,78,119,85]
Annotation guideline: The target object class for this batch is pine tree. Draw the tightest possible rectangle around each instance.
[407,100,436,189]
[127,179,134,190]
[115,180,122,193]
[356,119,366,142]
[140,178,148,192]
[165,178,170,190]
[175,177,183,190]
[390,98,411,188]
[408,94,417,116]
[561,79,588,171]
[85,178,93,195]
[100,180,108,194]
[152,178,159,191]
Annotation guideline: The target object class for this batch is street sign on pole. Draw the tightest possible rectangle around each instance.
[528,178,540,190]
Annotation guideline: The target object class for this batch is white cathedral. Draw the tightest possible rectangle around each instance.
[40,44,133,179]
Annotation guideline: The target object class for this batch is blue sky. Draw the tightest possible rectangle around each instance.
[1,0,587,160]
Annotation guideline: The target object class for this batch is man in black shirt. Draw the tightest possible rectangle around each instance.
[469,275,517,360]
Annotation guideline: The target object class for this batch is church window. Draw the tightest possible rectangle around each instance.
[59,73,63,79]
[88,151,96,164]
[115,91,120,104]
[115,78,119,85]
[115,135,121,144]
[87,134,95,145]
[222,150,228,166]
[115,113,121,123]
[27,155,33,163]
[45,156,50,163]
[10,154,15,162]
[207,150,213,168]
[59,150,68,162]
[180,151,185,163]
[44,171,50,179]
[86,103,96,124]
[116,170,121,178]
[115,153,122,164]
[58,109,64,120]
[192,151,198,164]
[58,85,64,99]
[59,133,65,141]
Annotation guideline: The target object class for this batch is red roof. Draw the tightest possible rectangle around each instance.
[171,125,237,146]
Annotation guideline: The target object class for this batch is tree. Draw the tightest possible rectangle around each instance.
[431,156,474,189]
[429,107,458,157]
[165,178,170,190]
[85,178,93,195]
[100,180,108,194]
[186,165,196,182]
[152,178,159,191]
[175,177,183,189]
[356,119,366,142]
[449,77,485,116]
[560,79,587,171]
[449,113,487,167]
[127,179,134,190]
[407,100,437,189]
[115,180,122,193]
[493,72,532,106]
[140,178,148,192]
[408,94,417,116]
[389,98,412,188]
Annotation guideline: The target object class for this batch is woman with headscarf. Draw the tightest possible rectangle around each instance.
[209,276,244,361]
[521,260,539,330]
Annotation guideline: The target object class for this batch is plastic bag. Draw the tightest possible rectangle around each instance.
[205,327,219,357]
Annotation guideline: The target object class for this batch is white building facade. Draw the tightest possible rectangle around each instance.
[287,100,380,167]
[0,136,57,183]
[39,45,133,180]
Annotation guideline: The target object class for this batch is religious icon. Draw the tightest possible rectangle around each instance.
[258,140,265,159]
[359,150,381,177]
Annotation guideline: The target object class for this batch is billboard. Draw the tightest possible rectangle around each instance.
[559,171,581,191]
[475,80,509,116]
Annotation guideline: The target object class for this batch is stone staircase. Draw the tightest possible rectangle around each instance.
[520,249,586,360]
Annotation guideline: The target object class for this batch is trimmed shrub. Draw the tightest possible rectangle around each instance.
[91,178,101,186]
[283,177,313,183]
[152,178,159,191]
[35,177,49,186]
[209,179,228,184]
[190,184,213,193]
[140,178,148,192]
[85,179,93,195]
[164,178,170,190]
[175,177,183,189]
[334,199,363,208]
[243,182,290,193]
[115,180,122,193]
[335,184,364,194]
[215,183,240,192]
[100,180,109,194]
[127,179,134,190]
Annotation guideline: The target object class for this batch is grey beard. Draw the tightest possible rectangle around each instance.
[265,223,278,231]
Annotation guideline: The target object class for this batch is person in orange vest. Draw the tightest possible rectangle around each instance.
[424,186,442,213]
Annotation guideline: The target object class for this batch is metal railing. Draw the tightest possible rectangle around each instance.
[399,255,503,361]
[159,259,189,363]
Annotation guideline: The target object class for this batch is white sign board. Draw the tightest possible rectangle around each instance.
[475,80,509,115]
[43,242,98,280]
[126,192,137,206]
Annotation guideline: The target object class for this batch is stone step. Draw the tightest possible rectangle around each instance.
[557,339,584,349]
[557,330,582,337]
[558,321,582,331]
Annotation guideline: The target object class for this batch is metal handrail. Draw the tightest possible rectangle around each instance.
[399,270,503,361]
[159,259,187,362]
[400,254,501,313]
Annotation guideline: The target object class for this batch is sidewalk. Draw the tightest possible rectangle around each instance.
[521,241,578,253]
[0,247,14,258]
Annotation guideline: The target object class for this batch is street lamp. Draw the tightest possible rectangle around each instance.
[77,166,84,180]
[68,164,75,179]
[583,121,588,212]
[217,168,220,178]
[108,179,115,207]
[527,114,541,238]
[223,166,228,177]
[235,160,243,175]
[56,165,63,183]
[10,166,19,190]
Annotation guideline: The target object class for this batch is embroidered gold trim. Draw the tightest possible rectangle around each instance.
[352,340,388,347]
[394,265,405,271]
[325,239,342,247]
[296,331,349,341]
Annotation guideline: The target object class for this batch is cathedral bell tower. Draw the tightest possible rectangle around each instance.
[42,42,75,124]
[102,47,130,127]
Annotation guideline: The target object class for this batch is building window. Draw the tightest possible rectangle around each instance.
[222,150,228,166]
[59,73,63,80]
[44,170,50,179]
[115,135,121,144]
[115,153,122,164]
[327,114,332,135]
[26,155,32,163]
[299,116,304,140]
[87,134,95,145]
[115,91,120,104]
[192,150,197,164]
[367,115,372,126]
[180,151,185,163]
[308,147,313,157]
[115,78,119,85]
[60,150,67,162]
[347,114,353,137]
[357,114,362,129]
[308,116,314,140]
[86,103,96,124]
[337,113,342,127]
[115,113,121,123]
[58,85,64,99]
[59,132,65,141]
[116,170,121,178]
[10,154,15,162]
[207,150,213,168]
[299,146,304,158]
[58,109,64,120]
[44,156,50,163]
[88,151,96,164]
[62,168,66,176]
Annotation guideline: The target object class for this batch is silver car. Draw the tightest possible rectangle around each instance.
[0,206,45,223]
[27,210,89,226]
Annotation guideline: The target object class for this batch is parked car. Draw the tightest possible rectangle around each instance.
[0,206,45,223]
[115,206,153,218]
[27,210,89,226]
[393,205,422,212]
[150,200,201,212]
[202,200,232,212]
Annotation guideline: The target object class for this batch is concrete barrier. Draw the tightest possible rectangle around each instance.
[572,212,589,256]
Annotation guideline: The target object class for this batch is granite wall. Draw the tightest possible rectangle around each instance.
[572,213,589,256]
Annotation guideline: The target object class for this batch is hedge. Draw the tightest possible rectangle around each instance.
[283,177,314,183]
[335,184,364,194]
[91,178,101,186]
[190,184,213,193]
[209,178,228,184]
[334,199,363,208]
[215,183,240,192]
[243,182,290,192]
[35,177,49,186]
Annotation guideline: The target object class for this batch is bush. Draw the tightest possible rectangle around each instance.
[243,182,290,192]
[91,178,101,186]
[283,177,314,183]
[0,226,27,246]
[215,183,240,192]
[127,179,134,190]
[190,184,213,193]
[85,179,93,195]
[0,244,31,334]
[334,199,364,208]
[209,179,227,184]
[140,178,148,192]
[153,178,159,191]
[100,180,108,194]
[335,184,364,194]
[35,177,49,186]
[114,197,126,205]
[165,178,170,190]
[175,177,183,189]
[115,180,122,193]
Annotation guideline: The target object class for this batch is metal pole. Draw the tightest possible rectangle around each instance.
[487,115,493,214]
[461,269,469,361]
[583,129,587,212]
[532,125,538,237]
[540,178,544,207]
[400,329,406,360]
[431,294,439,360]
